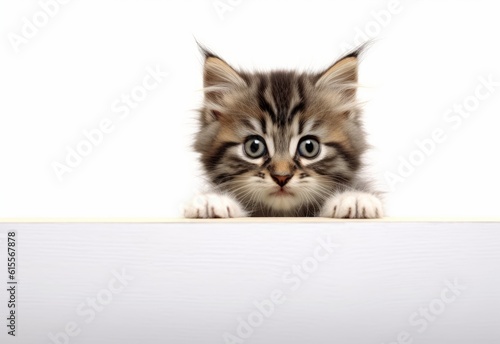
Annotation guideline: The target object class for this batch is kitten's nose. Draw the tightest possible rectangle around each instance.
[271,174,292,187]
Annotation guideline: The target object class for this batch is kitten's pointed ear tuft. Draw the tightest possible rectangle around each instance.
[315,45,366,92]
[196,40,218,60]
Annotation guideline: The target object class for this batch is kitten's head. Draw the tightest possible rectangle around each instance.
[195,47,368,216]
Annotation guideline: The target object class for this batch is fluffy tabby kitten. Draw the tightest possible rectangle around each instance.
[184,45,383,218]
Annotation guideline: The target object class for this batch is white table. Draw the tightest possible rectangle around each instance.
[1,220,499,344]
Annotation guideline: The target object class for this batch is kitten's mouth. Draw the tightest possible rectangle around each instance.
[270,187,294,197]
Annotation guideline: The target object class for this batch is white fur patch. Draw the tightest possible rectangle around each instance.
[319,191,383,218]
[184,193,248,218]
[289,136,299,157]
[265,135,275,157]
[302,120,314,134]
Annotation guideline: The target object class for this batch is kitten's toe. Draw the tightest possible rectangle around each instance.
[320,191,383,219]
[184,193,247,218]
[359,194,383,218]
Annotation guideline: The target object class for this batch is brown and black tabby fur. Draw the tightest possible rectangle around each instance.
[185,45,383,218]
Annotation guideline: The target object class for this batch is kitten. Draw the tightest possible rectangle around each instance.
[184,45,383,218]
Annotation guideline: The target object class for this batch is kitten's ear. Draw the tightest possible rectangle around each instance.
[197,44,246,123]
[199,46,246,90]
[315,48,361,97]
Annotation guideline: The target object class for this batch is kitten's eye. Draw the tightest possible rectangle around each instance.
[244,136,267,158]
[298,137,320,158]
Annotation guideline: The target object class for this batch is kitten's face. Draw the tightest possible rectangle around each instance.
[195,50,367,216]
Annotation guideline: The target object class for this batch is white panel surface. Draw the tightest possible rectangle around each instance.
[0,221,499,344]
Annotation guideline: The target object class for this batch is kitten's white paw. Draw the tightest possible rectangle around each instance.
[320,191,383,219]
[184,193,248,218]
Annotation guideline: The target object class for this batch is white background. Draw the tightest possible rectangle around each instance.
[1,0,500,218]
